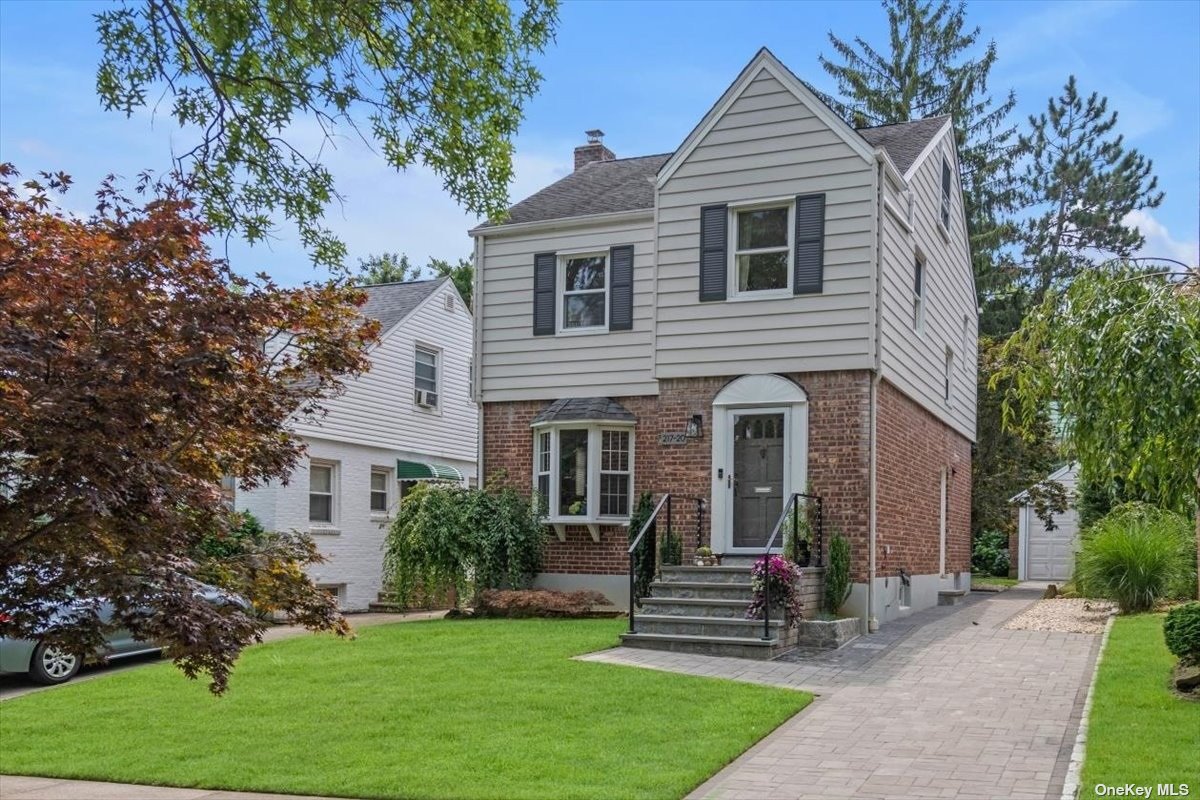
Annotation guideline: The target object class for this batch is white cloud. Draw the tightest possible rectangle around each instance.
[1123,209,1199,267]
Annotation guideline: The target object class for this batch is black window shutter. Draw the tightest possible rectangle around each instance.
[533,252,556,336]
[793,194,825,295]
[609,245,634,331]
[699,204,728,302]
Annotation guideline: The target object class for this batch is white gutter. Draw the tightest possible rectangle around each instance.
[472,234,485,488]
[468,208,653,238]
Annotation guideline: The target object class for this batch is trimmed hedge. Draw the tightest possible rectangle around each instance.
[1164,602,1200,664]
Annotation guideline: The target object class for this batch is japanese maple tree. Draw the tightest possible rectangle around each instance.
[0,165,379,691]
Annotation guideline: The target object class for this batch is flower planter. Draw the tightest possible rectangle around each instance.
[795,617,860,649]
[693,556,720,567]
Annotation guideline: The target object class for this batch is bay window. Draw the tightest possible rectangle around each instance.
[531,424,634,531]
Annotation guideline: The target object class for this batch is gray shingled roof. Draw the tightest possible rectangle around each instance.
[493,154,670,227]
[531,397,636,425]
[359,277,447,333]
[486,115,950,229]
[857,115,950,174]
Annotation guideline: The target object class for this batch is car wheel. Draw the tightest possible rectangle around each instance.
[29,641,82,685]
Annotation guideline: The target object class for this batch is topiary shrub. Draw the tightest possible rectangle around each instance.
[627,491,657,601]
[1164,602,1200,665]
[1074,502,1194,613]
[824,531,852,614]
[971,530,1010,577]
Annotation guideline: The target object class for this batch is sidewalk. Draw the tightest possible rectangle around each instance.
[0,775,345,800]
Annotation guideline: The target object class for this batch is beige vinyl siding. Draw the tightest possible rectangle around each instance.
[877,128,977,441]
[477,217,657,401]
[655,68,876,378]
[292,281,478,462]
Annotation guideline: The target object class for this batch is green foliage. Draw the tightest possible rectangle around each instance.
[994,268,1200,519]
[824,532,852,614]
[971,530,1010,577]
[355,252,424,285]
[1015,77,1164,302]
[382,482,543,608]
[628,491,657,601]
[1074,503,1195,613]
[1164,602,1200,665]
[430,257,475,310]
[659,528,682,568]
[818,0,1019,309]
[95,0,558,271]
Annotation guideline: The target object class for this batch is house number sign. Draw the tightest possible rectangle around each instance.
[658,432,689,445]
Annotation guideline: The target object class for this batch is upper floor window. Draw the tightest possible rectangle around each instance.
[944,347,954,403]
[732,203,792,295]
[414,345,440,409]
[940,157,952,230]
[912,256,926,332]
[559,253,607,330]
[309,461,336,525]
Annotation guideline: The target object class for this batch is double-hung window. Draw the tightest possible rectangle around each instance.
[559,253,607,330]
[731,203,792,295]
[532,425,634,523]
[309,461,336,525]
[370,468,391,515]
[414,345,439,409]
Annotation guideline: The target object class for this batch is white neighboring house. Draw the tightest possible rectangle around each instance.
[235,277,478,611]
[1011,463,1080,581]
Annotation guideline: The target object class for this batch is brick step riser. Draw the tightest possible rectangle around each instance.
[658,567,754,585]
[647,583,755,600]
[619,635,783,660]
[633,618,785,637]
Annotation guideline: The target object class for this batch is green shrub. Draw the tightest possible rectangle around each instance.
[1074,502,1194,613]
[971,530,1010,577]
[1163,602,1200,665]
[382,483,543,608]
[824,532,851,614]
[627,491,657,601]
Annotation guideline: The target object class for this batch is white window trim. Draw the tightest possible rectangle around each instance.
[308,459,339,531]
[556,251,609,334]
[413,343,442,414]
[727,199,795,301]
[369,466,394,519]
[944,346,954,405]
[939,155,953,240]
[530,422,635,540]
[912,255,926,334]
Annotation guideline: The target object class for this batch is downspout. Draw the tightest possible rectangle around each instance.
[472,233,485,489]
[866,153,888,634]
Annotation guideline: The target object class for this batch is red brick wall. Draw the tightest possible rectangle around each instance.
[482,371,876,577]
[874,379,973,579]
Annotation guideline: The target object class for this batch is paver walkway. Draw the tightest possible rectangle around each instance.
[582,586,1102,800]
[0,775,344,800]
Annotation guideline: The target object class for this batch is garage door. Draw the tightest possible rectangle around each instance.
[1025,505,1078,581]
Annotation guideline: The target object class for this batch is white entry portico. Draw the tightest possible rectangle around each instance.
[710,374,809,554]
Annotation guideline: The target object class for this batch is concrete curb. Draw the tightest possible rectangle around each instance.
[1061,610,1116,800]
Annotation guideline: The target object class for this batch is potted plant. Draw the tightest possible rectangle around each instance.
[694,546,719,567]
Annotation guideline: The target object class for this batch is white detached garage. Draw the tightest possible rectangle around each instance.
[1012,463,1080,581]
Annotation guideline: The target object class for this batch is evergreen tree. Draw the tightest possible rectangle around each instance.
[818,0,1019,315]
[1014,76,1164,302]
[356,253,423,285]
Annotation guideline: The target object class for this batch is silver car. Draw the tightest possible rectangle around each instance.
[0,584,249,685]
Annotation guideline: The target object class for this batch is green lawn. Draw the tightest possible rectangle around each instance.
[1079,614,1200,798]
[0,618,810,800]
[971,573,1019,588]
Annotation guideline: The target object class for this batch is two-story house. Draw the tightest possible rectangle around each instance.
[236,277,477,611]
[471,49,977,634]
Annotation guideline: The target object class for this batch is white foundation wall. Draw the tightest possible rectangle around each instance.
[236,436,476,611]
[843,570,972,631]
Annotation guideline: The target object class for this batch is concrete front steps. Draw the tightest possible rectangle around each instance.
[620,564,795,659]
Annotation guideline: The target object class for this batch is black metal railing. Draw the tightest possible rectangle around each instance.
[627,493,671,634]
[758,491,825,641]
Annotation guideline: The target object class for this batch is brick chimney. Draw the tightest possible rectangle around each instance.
[574,129,615,171]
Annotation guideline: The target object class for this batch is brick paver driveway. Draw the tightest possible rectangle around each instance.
[583,586,1102,800]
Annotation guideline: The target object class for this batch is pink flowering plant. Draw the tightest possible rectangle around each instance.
[745,555,803,625]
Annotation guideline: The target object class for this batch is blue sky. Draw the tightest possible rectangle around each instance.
[1,0,1196,286]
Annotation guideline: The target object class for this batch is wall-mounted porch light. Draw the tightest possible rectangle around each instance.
[685,414,703,439]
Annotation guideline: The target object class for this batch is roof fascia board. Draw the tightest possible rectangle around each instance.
[656,49,875,189]
[469,208,652,238]
[901,117,954,180]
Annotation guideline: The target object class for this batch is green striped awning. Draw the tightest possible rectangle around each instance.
[397,460,463,482]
